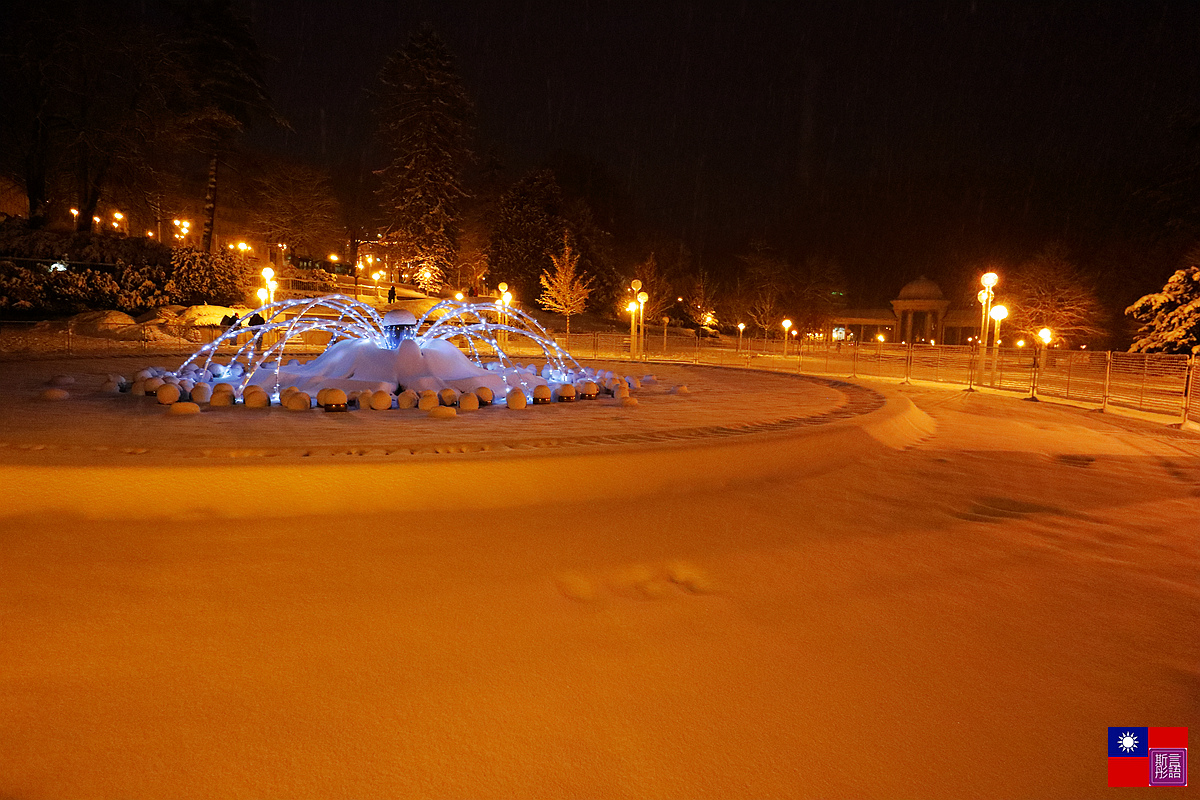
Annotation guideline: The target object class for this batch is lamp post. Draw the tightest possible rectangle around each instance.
[737,322,745,352]
[637,291,648,358]
[372,270,382,299]
[978,271,998,349]
[630,280,643,354]
[627,301,638,357]
[261,267,275,305]
[256,288,268,306]
[1029,327,1052,399]
[782,319,793,357]
[662,315,670,352]
[989,304,1008,387]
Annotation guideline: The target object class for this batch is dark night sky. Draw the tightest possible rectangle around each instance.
[249,1,1200,304]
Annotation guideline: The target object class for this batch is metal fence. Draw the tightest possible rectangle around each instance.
[4,320,1198,423]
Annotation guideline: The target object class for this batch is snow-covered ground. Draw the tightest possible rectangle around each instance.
[0,356,1196,798]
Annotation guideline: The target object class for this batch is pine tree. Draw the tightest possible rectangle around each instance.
[538,233,593,335]
[486,170,565,301]
[376,26,473,292]
[1127,257,1200,354]
[173,0,275,253]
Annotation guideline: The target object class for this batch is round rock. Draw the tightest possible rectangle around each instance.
[285,392,312,411]
[369,390,393,410]
[396,389,419,409]
[155,384,181,405]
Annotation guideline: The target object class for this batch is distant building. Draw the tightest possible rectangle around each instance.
[831,277,979,345]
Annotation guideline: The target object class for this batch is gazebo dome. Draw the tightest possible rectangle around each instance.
[897,276,944,301]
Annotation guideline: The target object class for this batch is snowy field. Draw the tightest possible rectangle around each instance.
[0,356,1197,798]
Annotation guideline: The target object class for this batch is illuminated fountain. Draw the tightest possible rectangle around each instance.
[165,295,605,403]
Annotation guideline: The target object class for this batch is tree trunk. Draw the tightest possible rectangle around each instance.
[24,119,51,229]
[348,234,360,297]
[201,153,218,253]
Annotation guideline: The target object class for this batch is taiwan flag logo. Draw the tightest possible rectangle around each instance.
[1108,727,1188,787]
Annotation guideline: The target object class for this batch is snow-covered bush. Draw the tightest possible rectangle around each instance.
[168,247,252,307]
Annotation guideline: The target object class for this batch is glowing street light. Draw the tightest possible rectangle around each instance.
[256,288,268,304]
[372,270,382,298]
[455,292,464,301]
[737,321,745,352]
[989,304,1008,387]
[782,318,793,357]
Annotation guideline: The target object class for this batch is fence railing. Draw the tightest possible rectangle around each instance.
[3,321,1197,424]
[519,333,1200,424]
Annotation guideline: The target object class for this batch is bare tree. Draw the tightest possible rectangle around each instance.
[538,232,593,335]
[1006,246,1109,346]
[737,241,790,335]
[631,253,675,323]
[683,268,719,328]
[249,160,343,258]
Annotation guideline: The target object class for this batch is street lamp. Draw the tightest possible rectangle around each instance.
[978,272,998,350]
[372,270,382,298]
[256,288,268,305]
[737,322,745,352]
[630,280,643,353]
[637,291,648,358]
[1028,327,1053,399]
[782,319,793,356]
[261,267,275,304]
[989,304,1008,387]
[627,301,639,357]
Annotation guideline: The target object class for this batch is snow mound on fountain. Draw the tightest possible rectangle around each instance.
[248,337,539,398]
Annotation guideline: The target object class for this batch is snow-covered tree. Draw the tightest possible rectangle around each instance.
[538,233,593,335]
[169,246,250,306]
[376,26,473,286]
[1127,261,1200,354]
